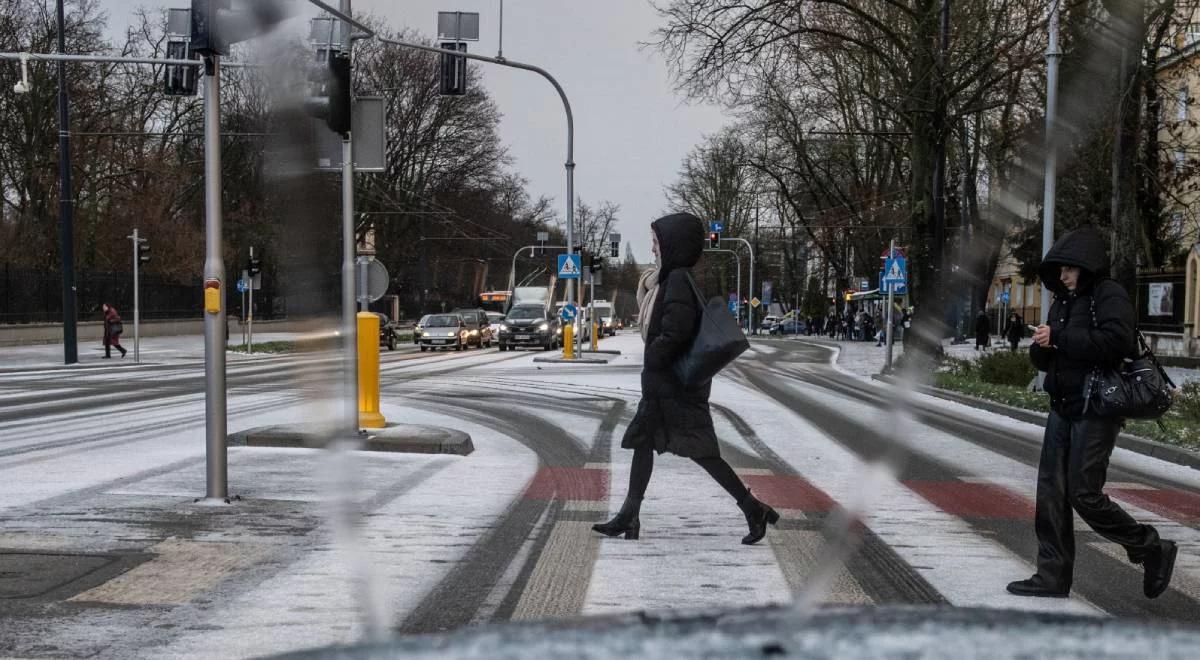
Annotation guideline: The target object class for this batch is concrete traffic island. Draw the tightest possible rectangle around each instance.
[229,423,474,455]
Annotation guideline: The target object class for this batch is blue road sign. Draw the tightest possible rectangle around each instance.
[728,293,738,316]
[236,279,248,293]
[882,256,907,293]
[711,222,725,233]
[999,291,1010,304]
[557,253,581,279]
[560,303,578,323]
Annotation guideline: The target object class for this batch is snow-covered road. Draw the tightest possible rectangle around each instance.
[1,333,1199,658]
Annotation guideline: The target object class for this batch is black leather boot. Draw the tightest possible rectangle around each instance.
[592,496,641,540]
[737,490,780,545]
[1144,540,1178,599]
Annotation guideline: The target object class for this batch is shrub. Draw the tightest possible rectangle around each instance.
[1175,381,1200,421]
[977,350,1037,387]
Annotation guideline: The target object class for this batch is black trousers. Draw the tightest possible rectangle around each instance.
[627,445,748,504]
[1034,411,1159,589]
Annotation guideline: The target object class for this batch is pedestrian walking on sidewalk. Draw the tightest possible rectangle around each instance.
[593,212,779,545]
[1007,227,1176,600]
[1005,311,1024,352]
[101,303,127,359]
[974,310,990,351]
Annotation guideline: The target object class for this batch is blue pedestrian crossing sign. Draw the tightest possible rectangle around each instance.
[882,256,907,292]
[711,221,725,233]
[560,303,578,323]
[557,253,581,279]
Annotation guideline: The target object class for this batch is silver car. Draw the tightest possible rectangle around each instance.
[418,313,470,352]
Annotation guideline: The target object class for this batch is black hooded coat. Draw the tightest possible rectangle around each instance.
[1030,227,1137,418]
[620,213,720,459]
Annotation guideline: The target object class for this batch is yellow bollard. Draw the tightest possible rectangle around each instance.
[357,312,386,429]
[562,323,575,359]
[591,320,599,351]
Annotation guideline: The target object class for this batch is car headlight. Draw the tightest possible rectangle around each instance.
[538,323,549,331]
[469,329,478,336]
[498,324,507,332]
[556,327,562,334]
[446,331,455,337]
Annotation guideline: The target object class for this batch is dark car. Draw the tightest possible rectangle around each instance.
[374,313,400,351]
[412,314,431,345]
[418,313,469,352]
[771,318,807,335]
[450,308,494,348]
[497,305,561,351]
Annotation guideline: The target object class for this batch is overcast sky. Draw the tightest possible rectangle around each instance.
[100,1,732,262]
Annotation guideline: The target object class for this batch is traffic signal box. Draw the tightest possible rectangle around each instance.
[708,231,721,249]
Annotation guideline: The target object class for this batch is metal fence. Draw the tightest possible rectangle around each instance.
[0,263,280,325]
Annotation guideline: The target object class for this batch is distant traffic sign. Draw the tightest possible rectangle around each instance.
[750,297,761,308]
[711,221,725,233]
[236,279,248,293]
[560,303,578,323]
[882,256,907,293]
[557,253,581,279]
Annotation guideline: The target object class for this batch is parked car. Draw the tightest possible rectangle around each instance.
[418,313,469,352]
[412,314,431,345]
[771,318,807,335]
[374,313,400,351]
[760,315,780,333]
[497,305,561,351]
[450,308,494,348]
[486,311,505,328]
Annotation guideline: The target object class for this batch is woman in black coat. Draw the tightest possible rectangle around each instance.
[1005,311,1023,352]
[1007,226,1175,599]
[592,212,779,545]
[974,310,990,350]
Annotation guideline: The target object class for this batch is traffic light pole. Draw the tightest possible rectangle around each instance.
[721,237,754,334]
[342,135,358,435]
[202,54,228,502]
[129,228,142,363]
[248,247,255,354]
[56,0,77,365]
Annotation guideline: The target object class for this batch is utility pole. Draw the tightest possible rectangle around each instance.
[1040,1,1061,324]
[201,52,227,502]
[128,228,146,363]
[56,0,77,364]
[340,0,358,437]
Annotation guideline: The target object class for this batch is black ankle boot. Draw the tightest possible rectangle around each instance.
[592,496,641,540]
[737,490,780,545]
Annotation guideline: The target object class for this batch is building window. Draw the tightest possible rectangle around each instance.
[1189,23,1200,44]
[1175,149,1187,175]
[1171,211,1185,240]
[1178,87,1190,122]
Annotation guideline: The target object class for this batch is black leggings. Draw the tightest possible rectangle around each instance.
[627,445,748,502]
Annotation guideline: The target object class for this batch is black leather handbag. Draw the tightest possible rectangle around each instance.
[1082,296,1174,420]
[673,272,750,387]
[109,320,124,336]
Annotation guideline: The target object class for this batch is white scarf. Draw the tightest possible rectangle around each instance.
[637,265,660,343]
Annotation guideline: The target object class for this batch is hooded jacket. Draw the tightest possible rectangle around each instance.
[620,212,720,458]
[1030,227,1136,418]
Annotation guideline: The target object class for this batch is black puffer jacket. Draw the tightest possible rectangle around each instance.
[621,212,720,458]
[1030,227,1137,418]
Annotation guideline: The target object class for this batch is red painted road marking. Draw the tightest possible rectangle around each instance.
[742,474,835,512]
[904,481,1035,520]
[523,467,609,501]
[1109,488,1200,524]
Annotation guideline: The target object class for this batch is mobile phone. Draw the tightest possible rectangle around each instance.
[1027,324,1039,332]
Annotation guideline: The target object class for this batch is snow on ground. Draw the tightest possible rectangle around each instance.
[0,332,312,369]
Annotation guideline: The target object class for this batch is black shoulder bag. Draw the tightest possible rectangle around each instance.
[673,272,750,388]
[1082,295,1175,422]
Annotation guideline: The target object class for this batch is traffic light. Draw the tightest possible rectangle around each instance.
[190,0,293,58]
[305,49,352,136]
[248,255,261,276]
[138,242,151,264]
[164,9,198,96]
[708,231,721,248]
[440,42,468,96]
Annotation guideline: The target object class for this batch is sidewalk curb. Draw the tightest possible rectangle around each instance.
[532,356,611,364]
[229,424,474,455]
[872,374,1200,471]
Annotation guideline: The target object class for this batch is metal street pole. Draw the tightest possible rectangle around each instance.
[722,237,754,334]
[340,0,358,435]
[1040,2,1061,325]
[248,247,255,354]
[202,54,227,501]
[56,0,77,364]
[885,239,897,371]
[129,228,141,363]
